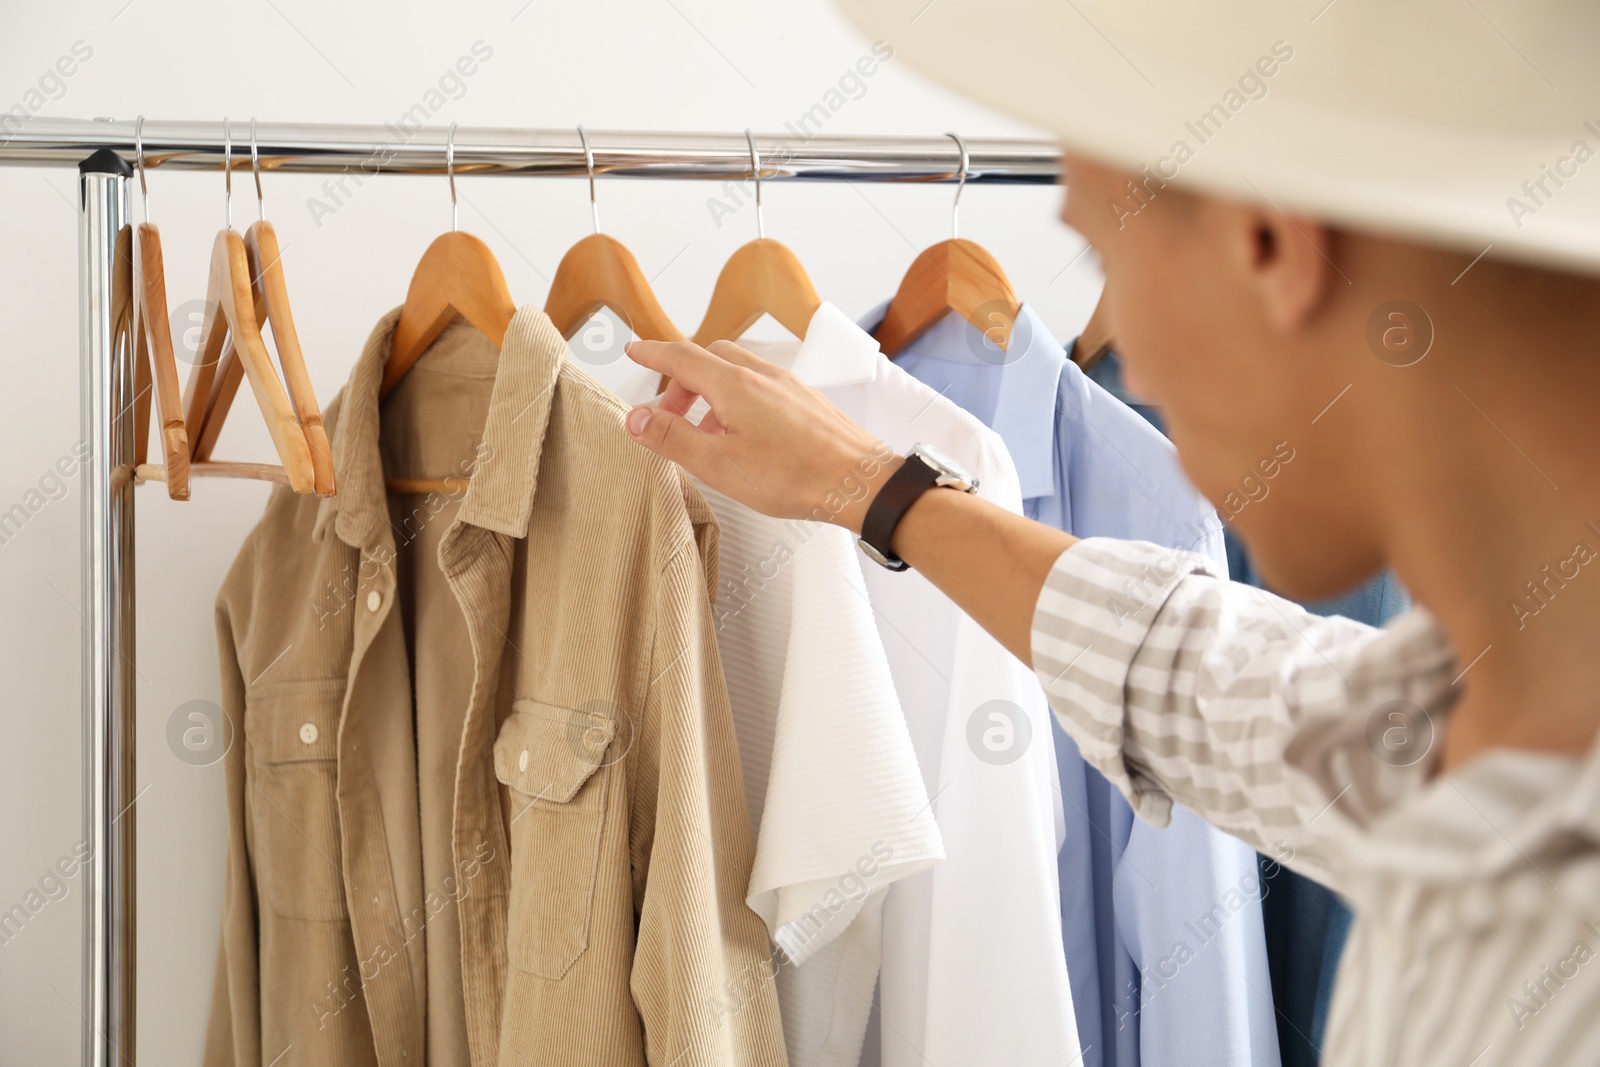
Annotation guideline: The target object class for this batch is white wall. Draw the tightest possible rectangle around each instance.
[0,1,1101,1060]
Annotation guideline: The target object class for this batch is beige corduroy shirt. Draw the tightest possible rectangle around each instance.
[204,307,788,1067]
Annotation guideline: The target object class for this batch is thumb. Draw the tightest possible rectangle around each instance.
[626,404,726,479]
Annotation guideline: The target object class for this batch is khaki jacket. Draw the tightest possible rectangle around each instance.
[204,307,787,1066]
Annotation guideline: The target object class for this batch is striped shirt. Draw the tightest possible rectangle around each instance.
[1031,537,1600,1066]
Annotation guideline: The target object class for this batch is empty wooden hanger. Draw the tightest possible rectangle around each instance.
[691,129,821,348]
[113,221,140,464]
[193,120,336,495]
[1069,289,1115,371]
[125,118,192,500]
[544,126,682,346]
[872,133,1022,359]
[178,118,317,493]
[382,122,517,495]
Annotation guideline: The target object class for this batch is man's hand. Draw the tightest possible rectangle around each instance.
[623,339,901,534]
[624,335,1076,664]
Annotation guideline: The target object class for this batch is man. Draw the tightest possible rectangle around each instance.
[622,1,1600,1063]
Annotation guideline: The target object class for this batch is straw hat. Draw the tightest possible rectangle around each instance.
[837,0,1600,275]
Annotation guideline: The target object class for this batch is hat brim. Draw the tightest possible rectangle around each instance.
[839,0,1600,277]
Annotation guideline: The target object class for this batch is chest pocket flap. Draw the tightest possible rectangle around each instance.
[493,700,616,802]
[249,680,343,763]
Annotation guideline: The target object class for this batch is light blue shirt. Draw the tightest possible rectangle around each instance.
[862,302,1282,1067]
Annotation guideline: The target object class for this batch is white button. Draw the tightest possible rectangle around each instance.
[366,590,382,613]
[517,749,529,773]
[299,722,319,745]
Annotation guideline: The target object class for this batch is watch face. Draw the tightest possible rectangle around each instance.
[911,442,976,490]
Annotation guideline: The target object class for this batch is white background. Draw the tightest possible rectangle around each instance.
[0,1,1100,1060]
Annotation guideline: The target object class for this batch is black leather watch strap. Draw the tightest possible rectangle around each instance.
[859,453,939,571]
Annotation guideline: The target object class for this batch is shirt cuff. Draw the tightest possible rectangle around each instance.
[1030,537,1222,827]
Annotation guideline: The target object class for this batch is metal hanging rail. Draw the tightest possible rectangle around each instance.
[0,117,1062,1067]
[2,117,1062,182]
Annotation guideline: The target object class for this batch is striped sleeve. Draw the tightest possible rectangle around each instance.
[1030,537,1386,889]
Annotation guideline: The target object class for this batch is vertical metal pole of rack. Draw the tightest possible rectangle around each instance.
[78,147,135,1067]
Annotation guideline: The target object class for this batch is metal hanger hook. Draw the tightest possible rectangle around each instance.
[946,131,969,240]
[222,116,234,229]
[577,125,599,235]
[447,121,459,232]
[250,117,265,222]
[134,115,149,224]
[745,128,764,240]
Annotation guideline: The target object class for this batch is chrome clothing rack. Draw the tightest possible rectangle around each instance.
[0,117,1062,1067]
[6,117,1061,182]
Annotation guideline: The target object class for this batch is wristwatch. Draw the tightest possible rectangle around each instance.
[858,443,978,571]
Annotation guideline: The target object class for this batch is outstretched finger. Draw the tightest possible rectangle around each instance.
[658,377,701,418]
[626,339,742,402]
[654,377,728,432]
[625,403,732,476]
[703,339,774,374]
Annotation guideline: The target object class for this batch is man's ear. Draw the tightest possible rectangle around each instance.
[1229,203,1338,332]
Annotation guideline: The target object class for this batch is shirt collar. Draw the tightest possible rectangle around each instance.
[788,301,884,388]
[314,305,567,550]
[857,300,1064,499]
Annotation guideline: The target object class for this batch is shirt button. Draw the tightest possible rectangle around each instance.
[299,722,319,745]
[517,749,529,773]
[366,590,382,613]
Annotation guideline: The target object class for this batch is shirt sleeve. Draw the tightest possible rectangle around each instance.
[628,536,789,1067]
[1030,537,1393,889]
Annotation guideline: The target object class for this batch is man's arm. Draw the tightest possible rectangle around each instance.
[621,337,1078,665]
[619,338,1404,891]
[878,481,1073,666]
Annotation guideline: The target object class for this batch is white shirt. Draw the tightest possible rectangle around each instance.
[754,304,1080,1067]
[683,311,946,1067]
